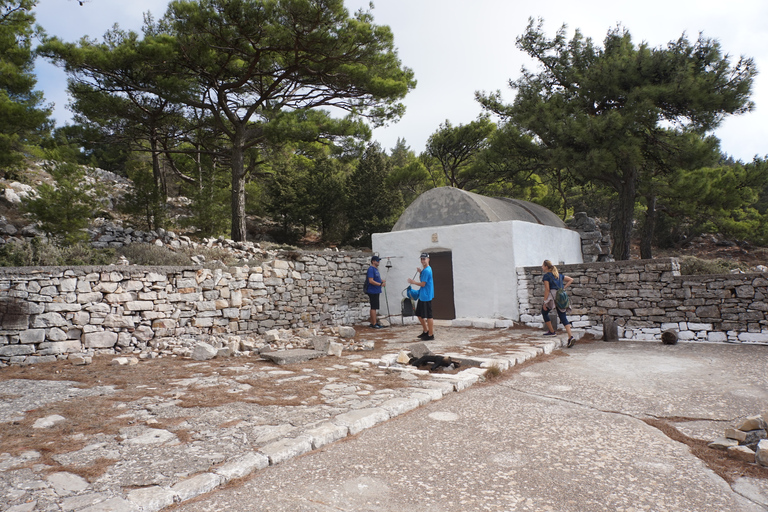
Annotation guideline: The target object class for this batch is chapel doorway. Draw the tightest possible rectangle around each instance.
[429,251,456,320]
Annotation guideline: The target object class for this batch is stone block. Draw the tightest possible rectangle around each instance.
[259,436,313,465]
[328,341,343,357]
[708,437,739,450]
[333,407,390,435]
[214,452,269,482]
[125,301,154,311]
[0,344,34,357]
[171,473,222,503]
[19,328,46,343]
[191,342,217,361]
[127,486,175,512]
[32,312,66,328]
[83,331,118,349]
[379,397,421,417]
[79,497,137,512]
[260,349,323,365]
[725,428,748,442]
[738,415,768,432]
[305,422,349,449]
[757,439,768,467]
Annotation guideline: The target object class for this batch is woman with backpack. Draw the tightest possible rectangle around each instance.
[541,260,575,348]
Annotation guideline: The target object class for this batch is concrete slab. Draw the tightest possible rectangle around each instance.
[259,349,324,365]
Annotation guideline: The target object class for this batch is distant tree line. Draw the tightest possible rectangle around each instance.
[2,1,766,258]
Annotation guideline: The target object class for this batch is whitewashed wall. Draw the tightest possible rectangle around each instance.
[372,220,582,321]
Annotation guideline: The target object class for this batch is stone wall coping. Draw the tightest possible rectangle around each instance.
[520,257,677,271]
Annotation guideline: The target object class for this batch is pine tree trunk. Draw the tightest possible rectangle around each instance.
[611,167,638,260]
[640,194,656,259]
[230,138,247,242]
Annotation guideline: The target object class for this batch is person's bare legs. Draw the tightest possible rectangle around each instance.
[369,308,377,326]
[427,318,434,336]
[545,320,554,333]
[418,316,428,333]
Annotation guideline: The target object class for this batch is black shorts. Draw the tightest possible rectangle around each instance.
[367,293,380,310]
[415,300,433,319]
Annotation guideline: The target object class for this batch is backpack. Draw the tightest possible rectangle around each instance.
[363,276,369,293]
[555,287,570,311]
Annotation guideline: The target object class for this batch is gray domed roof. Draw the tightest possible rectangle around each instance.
[391,187,566,231]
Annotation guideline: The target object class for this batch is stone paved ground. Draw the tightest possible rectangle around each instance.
[0,322,569,512]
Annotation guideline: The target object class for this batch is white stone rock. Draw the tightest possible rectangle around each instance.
[757,439,768,467]
[122,428,176,445]
[338,326,356,338]
[739,332,768,343]
[79,496,138,512]
[333,408,390,435]
[171,473,222,502]
[327,341,343,357]
[214,452,269,482]
[708,332,728,343]
[304,422,349,449]
[191,342,217,361]
[46,471,89,494]
[127,486,175,512]
[259,436,313,465]
[33,415,66,429]
[738,415,767,431]
[380,397,421,417]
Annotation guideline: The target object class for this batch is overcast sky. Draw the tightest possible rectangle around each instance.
[34,0,768,162]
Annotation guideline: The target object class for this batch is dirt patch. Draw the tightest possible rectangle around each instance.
[644,418,768,483]
[0,339,417,462]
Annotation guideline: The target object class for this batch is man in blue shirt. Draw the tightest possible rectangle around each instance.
[366,256,385,328]
[407,253,434,340]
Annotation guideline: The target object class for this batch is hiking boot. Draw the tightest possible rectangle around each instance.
[567,336,576,348]
[424,334,435,341]
[417,332,429,340]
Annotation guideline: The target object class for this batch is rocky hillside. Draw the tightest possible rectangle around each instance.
[1,162,767,271]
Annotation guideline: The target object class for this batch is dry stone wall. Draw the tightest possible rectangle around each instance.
[518,258,768,344]
[0,251,370,365]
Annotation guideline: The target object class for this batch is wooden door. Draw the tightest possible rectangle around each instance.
[429,251,455,320]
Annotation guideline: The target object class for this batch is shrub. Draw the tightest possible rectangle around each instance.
[678,256,743,275]
[0,239,116,267]
[22,159,103,245]
[116,244,193,266]
[116,244,243,267]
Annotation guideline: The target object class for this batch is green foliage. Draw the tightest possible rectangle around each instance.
[22,158,103,245]
[119,161,168,231]
[424,117,496,189]
[0,0,51,170]
[387,139,432,206]
[345,143,404,245]
[478,18,756,259]
[38,0,415,242]
[182,183,230,238]
[304,157,349,244]
[0,238,115,267]
[652,160,768,246]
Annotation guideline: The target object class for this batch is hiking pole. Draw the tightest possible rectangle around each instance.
[382,258,393,326]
